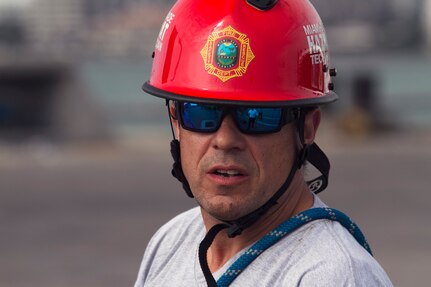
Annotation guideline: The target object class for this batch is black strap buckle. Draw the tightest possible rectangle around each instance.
[305,143,330,194]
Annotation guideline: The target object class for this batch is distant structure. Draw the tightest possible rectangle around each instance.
[311,0,423,52]
[0,61,111,141]
[425,0,431,52]
[22,0,169,59]
[25,0,85,56]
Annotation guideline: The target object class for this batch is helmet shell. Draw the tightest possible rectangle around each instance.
[144,0,337,107]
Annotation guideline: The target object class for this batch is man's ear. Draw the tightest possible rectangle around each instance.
[303,108,321,145]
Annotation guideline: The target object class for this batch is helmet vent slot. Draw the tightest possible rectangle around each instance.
[246,0,278,10]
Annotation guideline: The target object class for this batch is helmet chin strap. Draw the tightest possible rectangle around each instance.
[170,139,194,198]
[168,100,194,198]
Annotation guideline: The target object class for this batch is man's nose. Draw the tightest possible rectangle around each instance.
[211,115,246,151]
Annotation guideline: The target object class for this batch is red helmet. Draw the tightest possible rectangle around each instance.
[143,0,338,106]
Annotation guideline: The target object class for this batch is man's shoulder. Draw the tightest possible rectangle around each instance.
[303,219,373,260]
[291,218,373,265]
[283,218,393,286]
[308,199,380,268]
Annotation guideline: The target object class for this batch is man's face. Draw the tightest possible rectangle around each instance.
[174,111,299,221]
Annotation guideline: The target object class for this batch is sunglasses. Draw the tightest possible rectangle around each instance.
[172,101,299,134]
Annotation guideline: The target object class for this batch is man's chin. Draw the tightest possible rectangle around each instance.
[203,205,250,222]
[196,194,260,221]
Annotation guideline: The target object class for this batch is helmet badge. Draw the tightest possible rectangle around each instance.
[200,26,255,82]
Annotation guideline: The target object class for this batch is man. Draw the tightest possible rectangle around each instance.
[246,108,258,129]
[135,0,393,286]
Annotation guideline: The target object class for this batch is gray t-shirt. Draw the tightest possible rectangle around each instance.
[135,197,392,286]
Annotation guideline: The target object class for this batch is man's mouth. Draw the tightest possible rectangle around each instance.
[213,169,243,177]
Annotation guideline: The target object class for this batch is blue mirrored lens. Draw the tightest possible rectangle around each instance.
[181,102,223,131]
[235,107,282,133]
[179,102,284,134]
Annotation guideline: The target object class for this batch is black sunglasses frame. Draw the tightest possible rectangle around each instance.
[172,101,300,135]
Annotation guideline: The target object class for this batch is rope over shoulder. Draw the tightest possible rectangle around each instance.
[215,207,372,287]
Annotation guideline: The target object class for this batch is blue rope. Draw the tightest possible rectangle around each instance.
[216,207,372,287]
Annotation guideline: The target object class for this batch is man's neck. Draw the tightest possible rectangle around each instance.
[201,177,314,273]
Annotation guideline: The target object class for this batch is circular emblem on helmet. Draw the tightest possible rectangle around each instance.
[216,39,238,69]
[201,25,255,82]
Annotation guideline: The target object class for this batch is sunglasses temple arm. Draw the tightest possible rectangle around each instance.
[166,100,177,140]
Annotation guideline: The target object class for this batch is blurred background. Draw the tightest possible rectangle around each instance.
[0,0,430,286]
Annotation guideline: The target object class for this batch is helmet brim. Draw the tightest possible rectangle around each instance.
[143,81,338,108]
